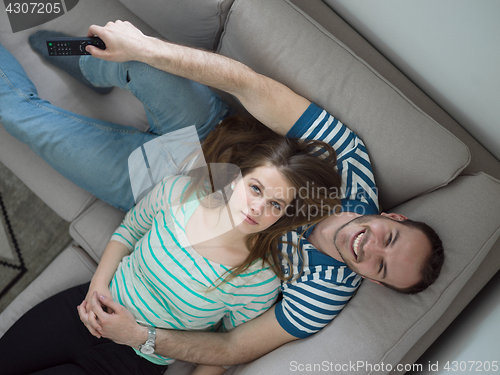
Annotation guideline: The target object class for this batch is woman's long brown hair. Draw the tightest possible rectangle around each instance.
[182,115,342,282]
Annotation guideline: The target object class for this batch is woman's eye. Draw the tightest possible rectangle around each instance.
[379,262,384,273]
[271,201,282,210]
[251,185,261,194]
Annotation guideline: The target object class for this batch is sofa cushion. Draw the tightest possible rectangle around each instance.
[69,200,126,263]
[293,0,500,183]
[219,0,470,211]
[233,173,500,375]
[118,0,236,50]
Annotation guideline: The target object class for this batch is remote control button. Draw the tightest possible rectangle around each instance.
[79,42,87,52]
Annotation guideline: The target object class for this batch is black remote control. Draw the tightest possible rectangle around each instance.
[46,37,106,56]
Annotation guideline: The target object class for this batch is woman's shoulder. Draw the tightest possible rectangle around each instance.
[226,261,280,290]
[159,174,193,203]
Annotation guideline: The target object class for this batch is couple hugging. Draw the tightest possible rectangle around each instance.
[0,20,443,375]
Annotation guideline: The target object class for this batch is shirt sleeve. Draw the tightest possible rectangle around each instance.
[220,267,280,332]
[111,175,187,251]
[274,104,377,338]
[274,271,361,338]
[287,103,379,212]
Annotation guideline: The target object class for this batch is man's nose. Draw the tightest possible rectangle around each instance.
[362,235,385,257]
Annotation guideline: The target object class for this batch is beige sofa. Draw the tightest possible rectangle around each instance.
[1,0,500,374]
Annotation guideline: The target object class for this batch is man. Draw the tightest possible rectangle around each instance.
[73,21,443,369]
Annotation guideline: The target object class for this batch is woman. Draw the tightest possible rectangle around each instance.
[0,114,341,375]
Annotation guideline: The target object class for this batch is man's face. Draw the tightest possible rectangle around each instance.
[333,214,431,290]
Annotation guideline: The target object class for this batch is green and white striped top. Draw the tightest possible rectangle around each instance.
[110,175,280,365]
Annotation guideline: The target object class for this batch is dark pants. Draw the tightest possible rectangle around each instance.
[0,283,168,375]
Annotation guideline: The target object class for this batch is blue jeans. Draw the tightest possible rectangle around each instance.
[0,44,230,211]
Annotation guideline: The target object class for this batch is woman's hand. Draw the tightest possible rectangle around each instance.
[76,240,132,337]
[86,292,148,348]
[77,281,113,338]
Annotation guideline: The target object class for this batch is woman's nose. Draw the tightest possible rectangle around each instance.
[250,199,264,214]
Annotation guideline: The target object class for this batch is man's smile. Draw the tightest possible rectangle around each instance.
[351,230,365,260]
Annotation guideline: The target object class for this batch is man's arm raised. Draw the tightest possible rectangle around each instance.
[86,21,310,136]
[91,293,298,365]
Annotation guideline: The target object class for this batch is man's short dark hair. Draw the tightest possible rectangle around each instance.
[381,219,444,295]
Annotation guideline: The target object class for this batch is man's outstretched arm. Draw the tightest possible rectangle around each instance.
[153,306,298,365]
[90,293,298,365]
[86,20,310,136]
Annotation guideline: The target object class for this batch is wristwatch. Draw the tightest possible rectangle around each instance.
[139,325,156,355]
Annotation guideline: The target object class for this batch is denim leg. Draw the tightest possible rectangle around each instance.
[0,44,153,211]
[80,56,231,140]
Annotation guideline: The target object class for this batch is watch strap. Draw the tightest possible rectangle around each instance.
[139,325,156,354]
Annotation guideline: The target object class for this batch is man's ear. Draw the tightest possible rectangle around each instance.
[381,212,408,222]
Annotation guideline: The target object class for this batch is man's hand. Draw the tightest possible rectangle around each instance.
[84,20,310,135]
[86,20,153,62]
[85,292,148,347]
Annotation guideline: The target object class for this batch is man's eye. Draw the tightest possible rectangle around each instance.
[379,262,384,273]
[387,234,393,246]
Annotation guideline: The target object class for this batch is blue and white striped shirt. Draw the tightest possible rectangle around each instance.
[275,103,379,338]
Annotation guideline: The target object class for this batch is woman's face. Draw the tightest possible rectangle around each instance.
[228,165,295,234]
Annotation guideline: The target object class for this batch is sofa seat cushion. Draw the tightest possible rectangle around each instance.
[219,0,470,211]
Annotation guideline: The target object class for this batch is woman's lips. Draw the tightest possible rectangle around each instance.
[242,212,258,225]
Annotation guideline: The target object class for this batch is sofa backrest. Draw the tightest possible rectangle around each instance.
[118,0,235,50]
[218,0,471,210]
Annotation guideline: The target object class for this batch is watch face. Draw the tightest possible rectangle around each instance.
[140,344,155,355]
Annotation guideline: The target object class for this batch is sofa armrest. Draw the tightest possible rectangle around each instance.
[69,199,126,263]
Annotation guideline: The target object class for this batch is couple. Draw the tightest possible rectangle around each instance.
[0,21,444,375]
